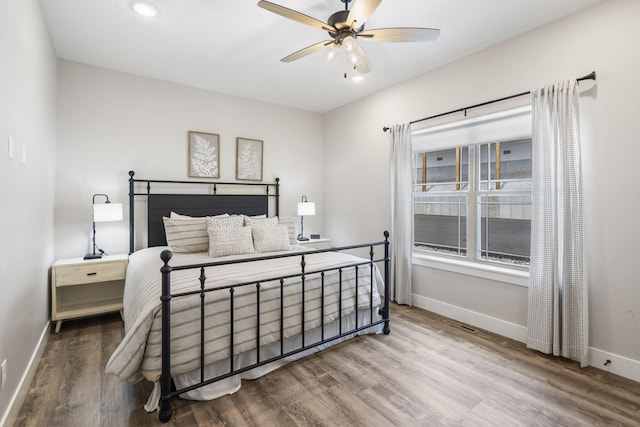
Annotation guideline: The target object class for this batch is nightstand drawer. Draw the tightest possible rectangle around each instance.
[55,262,126,287]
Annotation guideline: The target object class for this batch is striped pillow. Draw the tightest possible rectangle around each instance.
[277,217,297,244]
[162,217,208,253]
[208,226,254,258]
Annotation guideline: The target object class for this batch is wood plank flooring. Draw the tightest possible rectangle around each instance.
[13,304,640,426]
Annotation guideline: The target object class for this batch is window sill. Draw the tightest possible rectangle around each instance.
[412,252,529,287]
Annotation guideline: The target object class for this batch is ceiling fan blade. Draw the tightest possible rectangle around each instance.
[346,0,382,29]
[258,1,334,32]
[281,40,334,62]
[360,27,441,42]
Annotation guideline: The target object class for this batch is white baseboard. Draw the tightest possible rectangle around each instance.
[0,322,49,427]
[411,294,640,384]
[589,347,640,382]
[412,294,528,342]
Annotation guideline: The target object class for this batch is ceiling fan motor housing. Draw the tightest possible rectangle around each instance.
[327,10,364,41]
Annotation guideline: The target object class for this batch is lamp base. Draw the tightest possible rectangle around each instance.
[83,253,103,260]
[297,237,310,241]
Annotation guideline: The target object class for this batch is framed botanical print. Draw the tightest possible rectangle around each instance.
[236,137,263,181]
[188,131,220,178]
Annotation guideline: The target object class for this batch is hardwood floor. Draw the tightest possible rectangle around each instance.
[13,304,640,426]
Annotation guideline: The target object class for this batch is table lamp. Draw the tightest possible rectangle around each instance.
[84,193,123,259]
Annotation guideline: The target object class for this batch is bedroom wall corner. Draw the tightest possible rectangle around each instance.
[0,0,57,425]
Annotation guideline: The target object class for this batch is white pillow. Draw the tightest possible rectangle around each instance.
[244,216,279,228]
[206,215,244,229]
[163,217,208,253]
[252,225,292,253]
[208,226,254,257]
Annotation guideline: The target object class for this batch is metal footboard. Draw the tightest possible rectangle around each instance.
[157,231,390,422]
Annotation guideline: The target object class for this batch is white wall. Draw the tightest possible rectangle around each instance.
[324,0,640,379]
[0,0,57,424]
[55,61,324,259]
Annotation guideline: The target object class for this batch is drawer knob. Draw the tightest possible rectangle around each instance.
[87,272,97,276]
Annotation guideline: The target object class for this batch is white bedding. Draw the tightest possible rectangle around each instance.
[105,245,385,402]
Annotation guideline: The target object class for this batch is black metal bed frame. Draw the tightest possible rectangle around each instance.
[127,171,390,423]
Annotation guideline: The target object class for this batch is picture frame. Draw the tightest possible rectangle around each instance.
[236,137,263,181]
[188,131,220,178]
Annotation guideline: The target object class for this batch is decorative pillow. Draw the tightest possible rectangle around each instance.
[277,217,297,244]
[208,226,254,258]
[171,211,229,219]
[243,215,278,228]
[252,225,292,253]
[206,215,244,229]
[162,217,208,253]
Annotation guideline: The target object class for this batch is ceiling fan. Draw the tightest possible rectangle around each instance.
[257,0,440,80]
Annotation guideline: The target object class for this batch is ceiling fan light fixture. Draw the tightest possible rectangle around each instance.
[130,1,160,18]
[342,38,358,61]
[343,61,369,82]
[325,44,340,63]
[341,37,371,79]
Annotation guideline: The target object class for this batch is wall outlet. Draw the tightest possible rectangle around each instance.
[1,359,6,389]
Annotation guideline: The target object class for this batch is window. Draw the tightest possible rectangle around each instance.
[412,107,532,267]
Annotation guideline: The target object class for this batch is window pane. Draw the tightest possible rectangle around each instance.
[414,194,467,256]
[415,147,469,191]
[479,194,531,264]
[479,139,532,190]
[478,139,532,265]
[414,147,468,256]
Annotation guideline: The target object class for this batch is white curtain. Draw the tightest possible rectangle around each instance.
[389,123,413,305]
[527,80,588,366]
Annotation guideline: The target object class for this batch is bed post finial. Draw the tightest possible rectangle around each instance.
[129,171,136,254]
[275,177,280,217]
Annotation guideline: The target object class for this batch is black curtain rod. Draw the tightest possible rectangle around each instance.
[382,71,596,132]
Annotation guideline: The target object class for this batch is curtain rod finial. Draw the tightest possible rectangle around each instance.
[578,71,596,82]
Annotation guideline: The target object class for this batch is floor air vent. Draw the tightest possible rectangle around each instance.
[444,319,478,333]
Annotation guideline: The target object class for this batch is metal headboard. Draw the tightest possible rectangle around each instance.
[128,170,280,253]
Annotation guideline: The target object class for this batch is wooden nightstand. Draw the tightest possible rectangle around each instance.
[296,238,331,249]
[51,254,128,333]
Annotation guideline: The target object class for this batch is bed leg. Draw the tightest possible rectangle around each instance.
[159,398,172,423]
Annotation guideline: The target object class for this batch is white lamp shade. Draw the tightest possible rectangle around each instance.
[297,202,315,216]
[93,203,123,222]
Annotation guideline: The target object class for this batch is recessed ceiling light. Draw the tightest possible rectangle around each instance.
[130,1,160,18]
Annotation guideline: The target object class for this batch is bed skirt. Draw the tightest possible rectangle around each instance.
[144,308,382,411]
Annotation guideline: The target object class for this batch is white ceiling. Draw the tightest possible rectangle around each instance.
[39,0,601,113]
